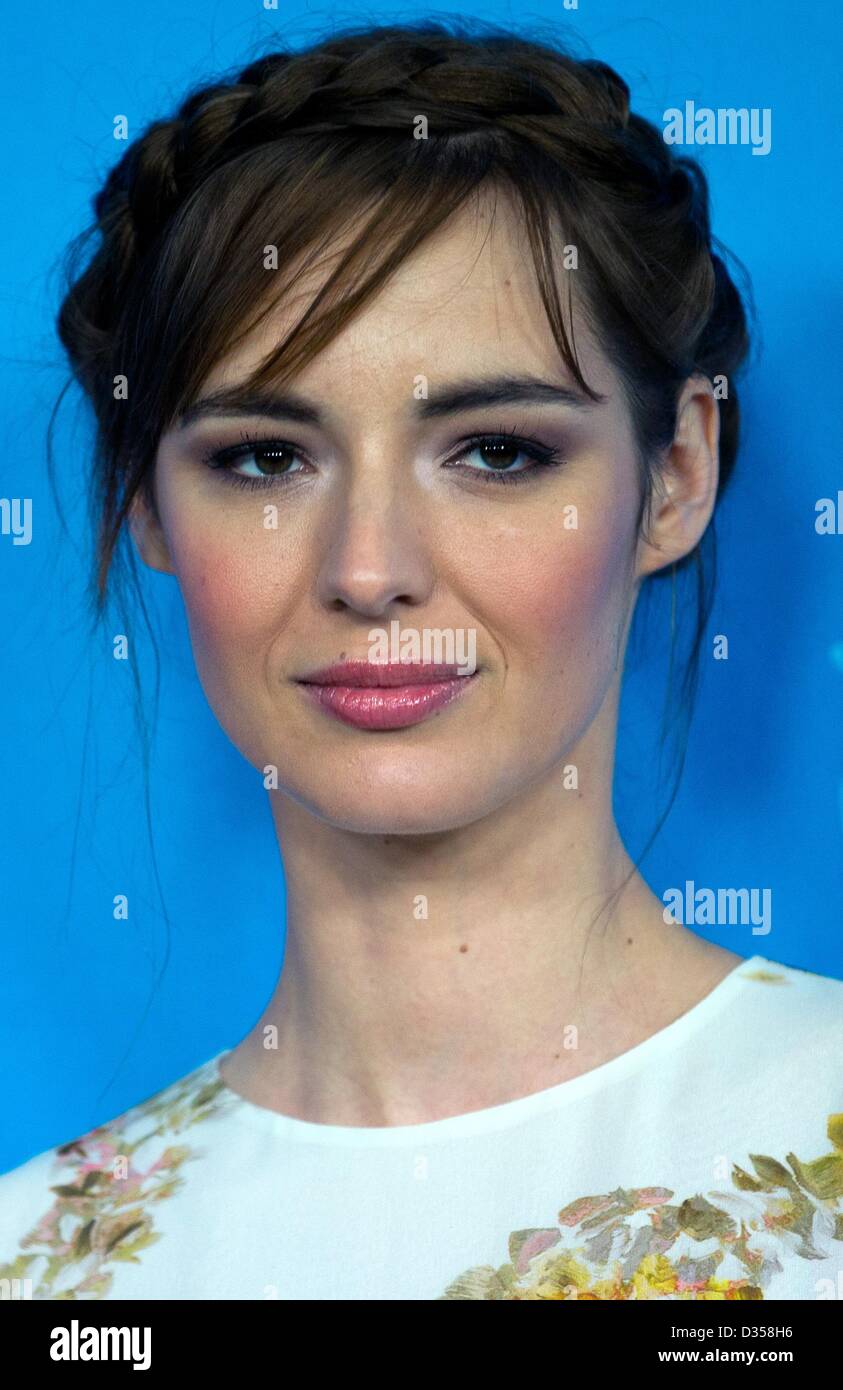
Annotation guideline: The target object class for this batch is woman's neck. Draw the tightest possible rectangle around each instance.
[219,767,742,1126]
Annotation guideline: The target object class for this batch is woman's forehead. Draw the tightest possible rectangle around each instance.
[198,201,612,406]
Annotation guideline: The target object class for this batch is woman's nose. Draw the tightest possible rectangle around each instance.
[314,472,436,620]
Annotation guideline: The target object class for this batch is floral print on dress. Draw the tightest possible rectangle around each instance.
[438,1112,843,1299]
[3,964,840,1301]
[0,1059,237,1299]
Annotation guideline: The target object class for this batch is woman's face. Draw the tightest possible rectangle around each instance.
[147,195,665,834]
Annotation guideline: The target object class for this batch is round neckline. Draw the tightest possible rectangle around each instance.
[210,953,770,1148]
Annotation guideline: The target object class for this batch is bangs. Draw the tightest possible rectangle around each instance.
[124,129,596,465]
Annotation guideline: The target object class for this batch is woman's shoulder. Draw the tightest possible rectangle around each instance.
[0,1049,233,1291]
[2,1049,229,1166]
[739,953,843,1015]
[726,953,843,1058]
[716,954,843,1125]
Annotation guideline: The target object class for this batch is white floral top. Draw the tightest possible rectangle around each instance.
[1,953,842,1300]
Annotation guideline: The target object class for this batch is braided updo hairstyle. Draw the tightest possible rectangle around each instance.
[55,18,751,709]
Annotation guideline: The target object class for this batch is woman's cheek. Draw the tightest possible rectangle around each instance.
[471,511,632,667]
[166,512,271,632]
[162,529,286,767]
[162,526,284,719]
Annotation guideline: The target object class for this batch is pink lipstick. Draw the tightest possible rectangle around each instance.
[296,661,477,731]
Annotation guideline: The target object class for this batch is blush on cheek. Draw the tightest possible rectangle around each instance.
[168,531,280,757]
[171,531,275,641]
[480,522,629,667]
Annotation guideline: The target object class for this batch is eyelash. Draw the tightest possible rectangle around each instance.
[199,426,567,491]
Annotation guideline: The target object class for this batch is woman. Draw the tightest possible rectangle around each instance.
[1,20,840,1302]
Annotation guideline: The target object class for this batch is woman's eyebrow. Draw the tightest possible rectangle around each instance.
[414,374,603,417]
[175,386,321,431]
[175,373,602,431]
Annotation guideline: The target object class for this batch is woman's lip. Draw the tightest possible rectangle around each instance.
[298,673,477,730]
[298,661,474,687]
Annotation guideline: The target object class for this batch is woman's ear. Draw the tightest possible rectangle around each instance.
[128,490,175,575]
[636,374,720,579]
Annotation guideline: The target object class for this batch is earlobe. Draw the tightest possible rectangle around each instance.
[128,492,175,575]
[637,375,720,579]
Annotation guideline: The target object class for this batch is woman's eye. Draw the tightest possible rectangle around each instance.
[462,442,531,472]
[448,435,564,481]
[202,438,310,487]
[226,444,305,478]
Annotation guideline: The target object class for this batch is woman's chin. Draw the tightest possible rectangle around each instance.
[277,774,499,838]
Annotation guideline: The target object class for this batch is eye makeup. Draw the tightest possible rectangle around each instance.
[196,423,570,492]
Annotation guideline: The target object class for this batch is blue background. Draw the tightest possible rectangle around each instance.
[1,0,841,1173]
